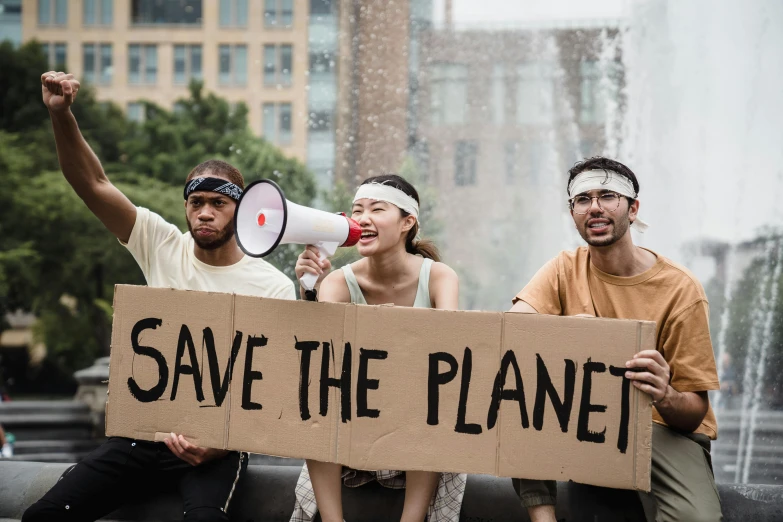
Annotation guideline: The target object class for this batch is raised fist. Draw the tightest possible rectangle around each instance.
[41,71,80,112]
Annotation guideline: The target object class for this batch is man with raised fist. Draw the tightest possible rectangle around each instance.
[22,72,295,522]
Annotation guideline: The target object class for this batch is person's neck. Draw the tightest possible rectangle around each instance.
[588,233,657,277]
[193,240,245,267]
[365,246,413,284]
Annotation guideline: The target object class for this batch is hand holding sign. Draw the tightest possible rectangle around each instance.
[625,350,671,403]
[164,433,229,466]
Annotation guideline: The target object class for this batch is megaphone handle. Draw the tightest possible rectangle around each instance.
[299,242,338,292]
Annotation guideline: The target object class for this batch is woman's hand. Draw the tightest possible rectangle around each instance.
[296,246,331,297]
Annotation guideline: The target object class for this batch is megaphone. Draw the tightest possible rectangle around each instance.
[234,179,361,291]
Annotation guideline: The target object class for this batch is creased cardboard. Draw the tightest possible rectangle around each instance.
[107,285,654,491]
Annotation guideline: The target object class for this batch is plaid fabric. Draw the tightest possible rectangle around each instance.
[290,463,466,522]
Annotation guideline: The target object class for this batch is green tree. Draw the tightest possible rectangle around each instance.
[0,55,318,378]
[0,132,41,332]
[719,233,783,408]
[9,169,185,373]
[0,40,130,172]
[0,41,50,133]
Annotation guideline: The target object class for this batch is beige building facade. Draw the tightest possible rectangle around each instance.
[22,0,310,162]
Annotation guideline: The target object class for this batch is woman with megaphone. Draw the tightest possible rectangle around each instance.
[291,175,465,522]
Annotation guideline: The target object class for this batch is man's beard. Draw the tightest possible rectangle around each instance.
[578,211,631,247]
[187,220,236,250]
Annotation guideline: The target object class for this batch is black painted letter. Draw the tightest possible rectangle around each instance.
[205,329,244,407]
[241,335,268,410]
[609,365,632,453]
[455,348,482,435]
[532,354,576,433]
[427,352,458,426]
[320,342,352,423]
[487,350,529,430]
[295,338,320,421]
[127,318,168,403]
[576,359,607,444]
[170,325,205,402]
[357,348,388,418]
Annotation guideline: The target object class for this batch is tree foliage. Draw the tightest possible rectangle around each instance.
[0,43,317,384]
[720,233,783,408]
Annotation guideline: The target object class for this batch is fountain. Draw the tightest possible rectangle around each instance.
[620,0,783,484]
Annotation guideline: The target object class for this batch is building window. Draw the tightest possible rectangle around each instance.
[82,43,111,85]
[127,102,145,122]
[414,142,430,184]
[100,43,112,84]
[505,141,546,186]
[506,140,546,186]
[219,44,247,86]
[83,43,94,83]
[263,102,292,145]
[308,110,332,133]
[131,0,202,25]
[173,44,202,85]
[454,141,477,186]
[580,60,600,124]
[517,62,554,125]
[39,0,67,25]
[84,0,112,26]
[55,0,66,23]
[128,44,157,84]
[492,64,505,125]
[38,0,50,24]
[264,0,293,28]
[101,0,112,24]
[310,0,333,16]
[430,63,468,125]
[219,0,247,27]
[528,140,545,186]
[308,51,336,112]
[1,0,22,46]
[580,59,620,125]
[505,141,519,184]
[263,44,292,86]
[41,42,67,68]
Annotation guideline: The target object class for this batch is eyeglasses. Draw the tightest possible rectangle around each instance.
[569,192,622,214]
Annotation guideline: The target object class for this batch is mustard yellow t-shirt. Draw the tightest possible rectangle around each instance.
[514,247,720,439]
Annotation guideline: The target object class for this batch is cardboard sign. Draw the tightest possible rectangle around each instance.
[106,285,654,491]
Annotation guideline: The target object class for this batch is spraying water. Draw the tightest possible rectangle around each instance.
[732,239,782,482]
[621,0,783,258]
[739,239,783,483]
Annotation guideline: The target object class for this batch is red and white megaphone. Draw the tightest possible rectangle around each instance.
[234,179,361,291]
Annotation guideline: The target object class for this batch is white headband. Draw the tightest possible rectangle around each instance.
[568,170,650,233]
[353,183,420,219]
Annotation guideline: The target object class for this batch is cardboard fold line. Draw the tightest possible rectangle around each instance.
[222,294,237,451]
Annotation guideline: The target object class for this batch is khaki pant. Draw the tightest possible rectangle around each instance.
[514,424,723,522]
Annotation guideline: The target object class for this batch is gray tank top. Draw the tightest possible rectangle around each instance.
[341,258,433,308]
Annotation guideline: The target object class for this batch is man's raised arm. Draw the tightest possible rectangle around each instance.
[41,71,136,243]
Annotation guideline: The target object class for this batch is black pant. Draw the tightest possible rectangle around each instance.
[22,437,248,522]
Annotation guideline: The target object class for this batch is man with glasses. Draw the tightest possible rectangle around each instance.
[510,157,722,522]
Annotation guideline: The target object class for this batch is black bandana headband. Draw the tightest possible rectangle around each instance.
[184,177,244,201]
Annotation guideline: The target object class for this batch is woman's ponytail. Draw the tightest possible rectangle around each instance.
[405,221,440,261]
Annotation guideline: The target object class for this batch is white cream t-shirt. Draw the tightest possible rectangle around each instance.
[122,207,296,300]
